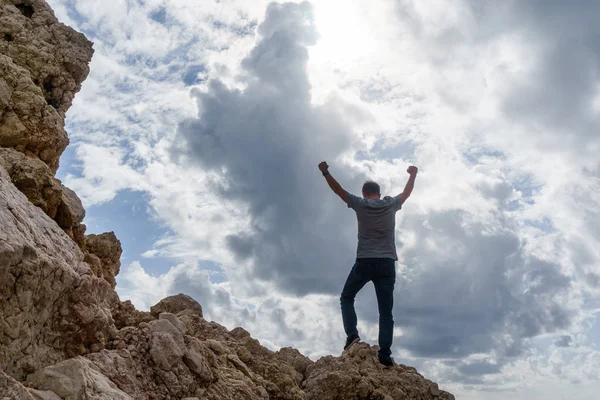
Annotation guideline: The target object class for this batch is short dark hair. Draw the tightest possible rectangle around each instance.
[362,180,380,196]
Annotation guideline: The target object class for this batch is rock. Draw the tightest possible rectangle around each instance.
[148,319,186,371]
[430,382,440,396]
[0,147,87,247]
[54,183,85,241]
[110,299,154,329]
[84,232,122,288]
[0,370,35,400]
[0,0,94,172]
[151,293,204,318]
[0,147,61,218]
[277,347,313,376]
[302,341,454,400]
[27,388,62,400]
[0,165,117,379]
[159,312,187,334]
[183,341,215,383]
[26,357,132,400]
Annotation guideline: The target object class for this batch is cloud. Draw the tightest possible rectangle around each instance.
[554,335,572,348]
[172,1,371,296]
[117,259,345,359]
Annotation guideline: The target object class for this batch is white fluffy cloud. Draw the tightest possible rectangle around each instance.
[47,0,600,399]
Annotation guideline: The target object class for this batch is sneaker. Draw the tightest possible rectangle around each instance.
[378,354,394,367]
[344,335,360,351]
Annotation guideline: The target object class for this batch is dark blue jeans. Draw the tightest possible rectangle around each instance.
[340,258,396,358]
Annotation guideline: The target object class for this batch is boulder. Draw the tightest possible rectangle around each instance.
[84,232,122,288]
[150,293,204,318]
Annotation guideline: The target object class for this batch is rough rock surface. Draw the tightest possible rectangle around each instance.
[0,0,90,244]
[0,0,94,172]
[0,166,117,380]
[303,342,454,400]
[0,147,61,218]
[150,293,204,318]
[5,289,455,399]
[84,232,122,289]
[0,1,455,399]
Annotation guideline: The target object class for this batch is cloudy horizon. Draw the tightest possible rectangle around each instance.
[48,0,599,399]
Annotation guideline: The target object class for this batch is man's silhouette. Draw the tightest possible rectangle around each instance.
[318,161,418,366]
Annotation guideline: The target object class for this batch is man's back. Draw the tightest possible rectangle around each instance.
[347,194,403,260]
[318,160,418,366]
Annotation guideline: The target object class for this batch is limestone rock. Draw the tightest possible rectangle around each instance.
[302,341,454,400]
[0,0,94,172]
[0,165,117,379]
[0,370,35,400]
[0,147,87,246]
[54,183,85,242]
[84,232,122,288]
[276,347,313,377]
[150,293,204,318]
[110,299,154,330]
[26,357,133,400]
[79,312,306,400]
[0,147,61,218]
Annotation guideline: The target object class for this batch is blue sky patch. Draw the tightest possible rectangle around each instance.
[84,189,176,273]
[150,7,167,24]
[183,64,206,86]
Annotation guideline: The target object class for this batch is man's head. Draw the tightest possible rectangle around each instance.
[362,180,381,199]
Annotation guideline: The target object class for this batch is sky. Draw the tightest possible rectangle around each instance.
[45,0,600,399]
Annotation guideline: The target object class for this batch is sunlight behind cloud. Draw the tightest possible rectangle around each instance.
[311,0,377,65]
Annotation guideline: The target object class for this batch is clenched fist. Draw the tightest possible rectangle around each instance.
[318,161,329,172]
[407,165,418,176]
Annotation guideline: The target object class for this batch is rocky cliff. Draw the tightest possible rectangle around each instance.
[0,1,455,399]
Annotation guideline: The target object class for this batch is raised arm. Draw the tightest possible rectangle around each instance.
[318,161,349,203]
[398,165,418,204]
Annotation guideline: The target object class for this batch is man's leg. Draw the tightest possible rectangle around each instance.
[340,259,371,343]
[373,259,396,362]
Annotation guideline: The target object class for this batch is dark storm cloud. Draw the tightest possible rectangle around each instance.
[499,0,600,146]
[173,2,370,295]
[393,211,570,358]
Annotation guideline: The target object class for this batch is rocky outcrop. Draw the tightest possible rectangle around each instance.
[0,147,62,218]
[0,166,117,380]
[84,232,122,289]
[150,293,204,318]
[0,0,94,172]
[0,0,90,245]
[3,288,456,399]
[0,1,455,399]
[303,342,454,400]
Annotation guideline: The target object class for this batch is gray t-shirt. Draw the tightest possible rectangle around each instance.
[347,194,403,260]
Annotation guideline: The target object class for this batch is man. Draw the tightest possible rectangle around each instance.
[318,161,418,366]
